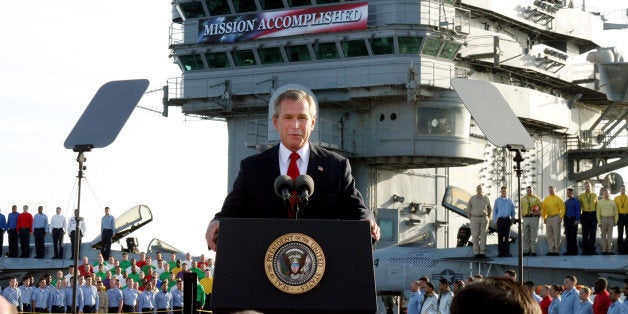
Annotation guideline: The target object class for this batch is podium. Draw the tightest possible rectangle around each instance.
[211,218,377,314]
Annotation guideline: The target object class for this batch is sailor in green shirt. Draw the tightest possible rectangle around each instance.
[119,253,131,271]
[190,261,205,279]
[578,182,598,255]
[598,188,618,255]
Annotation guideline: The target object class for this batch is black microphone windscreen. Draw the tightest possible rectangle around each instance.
[295,175,315,195]
[274,175,294,197]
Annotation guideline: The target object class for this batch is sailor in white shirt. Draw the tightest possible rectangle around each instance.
[437,279,454,314]
[67,212,86,259]
[50,207,66,259]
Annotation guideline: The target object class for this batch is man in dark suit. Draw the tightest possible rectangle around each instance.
[205,88,380,251]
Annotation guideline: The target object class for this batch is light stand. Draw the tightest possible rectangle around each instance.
[507,144,525,285]
[71,145,92,314]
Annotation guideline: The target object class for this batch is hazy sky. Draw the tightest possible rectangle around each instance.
[0,1,626,257]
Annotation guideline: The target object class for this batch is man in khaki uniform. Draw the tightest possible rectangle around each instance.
[468,185,491,258]
[542,185,565,256]
[521,186,542,256]
[598,188,618,255]
[579,182,598,255]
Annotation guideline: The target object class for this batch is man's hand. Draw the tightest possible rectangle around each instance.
[364,218,380,242]
[205,220,220,251]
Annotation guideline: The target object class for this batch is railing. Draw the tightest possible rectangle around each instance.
[414,59,469,89]
[420,0,471,34]
[169,22,184,46]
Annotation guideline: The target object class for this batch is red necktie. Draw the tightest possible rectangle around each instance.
[287,152,300,180]
[287,152,300,218]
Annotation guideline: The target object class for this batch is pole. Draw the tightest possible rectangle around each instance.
[71,151,87,314]
[508,145,525,285]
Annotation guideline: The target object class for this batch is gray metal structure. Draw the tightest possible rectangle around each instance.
[166,0,627,308]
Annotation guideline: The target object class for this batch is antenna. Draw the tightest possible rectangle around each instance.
[64,79,149,314]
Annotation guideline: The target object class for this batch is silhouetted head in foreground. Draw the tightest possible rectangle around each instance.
[451,277,540,314]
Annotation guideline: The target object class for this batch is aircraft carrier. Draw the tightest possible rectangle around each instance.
[166,0,626,249]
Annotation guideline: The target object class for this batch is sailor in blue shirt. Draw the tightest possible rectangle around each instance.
[172,279,184,311]
[407,281,421,314]
[493,186,515,257]
[31,278,50,313]
[2,277,21,311]
[0,209,6,257]
[100,207,116,260]
[49,280,66,313]
[81,276,99,313]
[7,205,19,257]
[607,287,624,314]
[122,278,139,313]
[65,277,84,314]
[155,280,173,312]
[138,281,156,313]
[32,206,49,258]
[18,277,33,313]
[575,287,593,314]
[564,188,581,255]
[559,276,580,314]
[107,278,123,313]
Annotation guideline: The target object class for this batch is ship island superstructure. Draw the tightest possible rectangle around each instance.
[165,0,627,250]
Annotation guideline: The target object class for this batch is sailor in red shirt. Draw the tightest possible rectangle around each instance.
[78,256,95,277]
[539,285,553,314]
[16,205,33,258]
[593,277,611,314]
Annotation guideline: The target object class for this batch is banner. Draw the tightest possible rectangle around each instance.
[197,2,368,44]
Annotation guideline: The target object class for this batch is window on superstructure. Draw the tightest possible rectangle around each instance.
[438,42,461,60]
[378,219,394,241]
[286,45,312,62]
[287,0,311,7]
[180,2,207,19]
[370,37,394,55]
[314,42,339,60]
[260,0,284,9]
[232,50,257,66]
[421,38,442,56]
[259,47,284,64]
[179,54,205,71]
[398,37,423,54]
[205,0,231,15]
[416,106,468,138]
[341,39,369,58]
[233,0,257,13]
[205,52,231,68]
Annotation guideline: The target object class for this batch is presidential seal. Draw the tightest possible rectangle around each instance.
[264,233,325,294]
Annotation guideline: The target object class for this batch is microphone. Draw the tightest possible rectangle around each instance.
[274,175,294,204]
[295,175,315,204]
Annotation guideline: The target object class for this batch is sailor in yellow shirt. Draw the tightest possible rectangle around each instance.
[541,185,565,256]
[614,184,628,254]
[578,182,598,255]
[598,188,618,254]
[199,269,213,311]
[521,186,543,256]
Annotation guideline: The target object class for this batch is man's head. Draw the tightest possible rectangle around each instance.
[38,278,46,288]
[411,281,420,292]
[23,205,28,212]
[8,277,17,288]
[594,277,608,293]
[104,207,110,215]
[82,256,89,265]
[161,280,169,292]
[439,279,450,293]
[564,275,577,290]
[56,207,61,215]
[56,270,63,279]
[504,270,516,281]
[68,265,74,274]
[37,206,43,214]
[500,186,507,197]
[584,182,591,192]
[579,287,591,301]
[208,258,214,267]
[272,89,317,152]
[602,188,610,199]
[126,278,134,288]
[176,279,184,290]
[523,281,535,294]
[424,282,435,294]
[11,205,17,213]
[539,285,550,298]
[609,286,621,302]
[453,280,465,293]
[476,185,483,196]
[567,188,574,198]
[170,252,177,261]
[451,277,539,314]
[525,186,533,196]
[621,184,626,195]
[548,186,555,195]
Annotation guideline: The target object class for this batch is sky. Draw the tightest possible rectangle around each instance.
[0,1,626,258]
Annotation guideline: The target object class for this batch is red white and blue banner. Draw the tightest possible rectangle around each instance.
[197,2,368,44]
